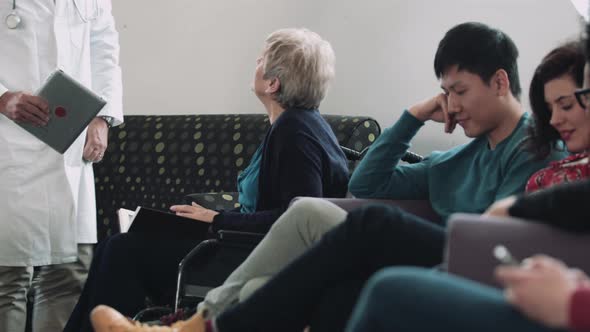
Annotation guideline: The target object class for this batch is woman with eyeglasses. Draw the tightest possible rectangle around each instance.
[523,41,590,193]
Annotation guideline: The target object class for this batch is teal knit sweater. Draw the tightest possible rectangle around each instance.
[349,111,567,222]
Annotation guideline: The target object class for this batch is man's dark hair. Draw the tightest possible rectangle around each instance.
[585,22,590,63]
[434,22,521,99]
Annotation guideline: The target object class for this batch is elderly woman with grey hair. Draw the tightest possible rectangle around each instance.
[64,28,349,332]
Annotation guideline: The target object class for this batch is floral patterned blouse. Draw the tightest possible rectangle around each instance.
[525,152,590,193]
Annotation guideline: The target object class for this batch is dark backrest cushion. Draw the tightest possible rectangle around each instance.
[94,114,380,239]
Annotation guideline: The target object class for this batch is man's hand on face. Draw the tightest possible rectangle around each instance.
[408,93,457,133]
[0,91,50,127]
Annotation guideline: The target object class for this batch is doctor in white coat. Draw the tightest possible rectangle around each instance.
[0,0,123,331]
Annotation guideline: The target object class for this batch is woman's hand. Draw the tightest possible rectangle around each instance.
[495,255,588,328]
[484,195,517,217]
[169,202,219,223]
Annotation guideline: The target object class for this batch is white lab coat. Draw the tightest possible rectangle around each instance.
[0,0,123,266]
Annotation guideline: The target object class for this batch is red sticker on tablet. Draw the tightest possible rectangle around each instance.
[55,106,67,117]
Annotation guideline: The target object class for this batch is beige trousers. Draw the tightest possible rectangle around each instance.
[0,244,93,332]
[200,198,348,316]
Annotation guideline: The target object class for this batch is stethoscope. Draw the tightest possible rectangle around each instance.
[5,0,19,29]
[5,0,98,30]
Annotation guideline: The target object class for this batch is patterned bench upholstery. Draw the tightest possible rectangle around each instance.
[93,114,381,240]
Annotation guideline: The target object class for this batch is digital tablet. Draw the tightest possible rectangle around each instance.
[18,69,106,154]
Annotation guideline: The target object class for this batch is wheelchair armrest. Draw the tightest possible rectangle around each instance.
[340,146,423,164]
[174,231,263,310]
[217,230,265,246]
[184,192,240,211]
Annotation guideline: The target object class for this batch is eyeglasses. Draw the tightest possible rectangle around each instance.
[574,88,590,110]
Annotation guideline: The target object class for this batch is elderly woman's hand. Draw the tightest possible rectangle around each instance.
[495,255,587,328]
[169,202,219,223]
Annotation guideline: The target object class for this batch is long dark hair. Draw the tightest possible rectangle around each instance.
[527,41,585,159]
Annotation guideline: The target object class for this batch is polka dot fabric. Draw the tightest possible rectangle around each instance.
[94,114,381,240]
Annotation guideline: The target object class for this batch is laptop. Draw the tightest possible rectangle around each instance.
[17,69,106,154]
[445,213,590,288]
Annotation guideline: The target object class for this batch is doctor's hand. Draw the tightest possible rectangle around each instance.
[83,117,109,163]
[408,93,456,133]
[0,91,49,126]
[170,202,219,223]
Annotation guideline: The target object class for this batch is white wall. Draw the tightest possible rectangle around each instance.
[112,0,583,155]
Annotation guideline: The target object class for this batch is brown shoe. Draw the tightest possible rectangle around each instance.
[91,305,207,332]
[91,305,174,331]
[170,309,207,332]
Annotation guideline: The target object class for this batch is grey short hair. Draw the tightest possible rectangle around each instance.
[262,28,336,110]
